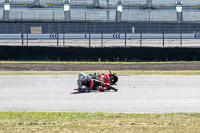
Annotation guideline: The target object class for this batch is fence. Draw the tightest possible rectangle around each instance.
[1,22,200,47]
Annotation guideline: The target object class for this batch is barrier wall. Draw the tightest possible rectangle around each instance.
[121,10,149,22]
[183,11,200,22]
[1,46,200,61]
[1,0,199,6]
[150,10,177,22]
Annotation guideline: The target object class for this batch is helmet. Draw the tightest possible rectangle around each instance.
[78,73,87,82]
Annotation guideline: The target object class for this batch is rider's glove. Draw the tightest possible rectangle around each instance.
[78,88,82,92]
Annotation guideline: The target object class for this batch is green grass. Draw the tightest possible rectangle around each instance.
[1,70,200,75]
[0,112,200,133]
[0,60,200,64]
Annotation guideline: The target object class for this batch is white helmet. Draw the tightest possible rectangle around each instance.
[78,73,87,82]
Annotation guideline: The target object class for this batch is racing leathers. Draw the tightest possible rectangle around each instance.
[77,73,108,92]
[77,73,93,92]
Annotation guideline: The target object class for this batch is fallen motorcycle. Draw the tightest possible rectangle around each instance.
[77,72,118,93]
[89,71,118,92]
[103,82,118,92]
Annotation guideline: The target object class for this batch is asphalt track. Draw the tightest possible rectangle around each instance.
[0,75,200,113]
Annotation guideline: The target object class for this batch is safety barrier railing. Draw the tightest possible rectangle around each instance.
[0,23,200,47]
[0,33,200,47]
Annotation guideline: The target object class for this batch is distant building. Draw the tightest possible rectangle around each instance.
[0,0,200,34]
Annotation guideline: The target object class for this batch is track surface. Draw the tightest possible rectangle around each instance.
[1,75,200,113]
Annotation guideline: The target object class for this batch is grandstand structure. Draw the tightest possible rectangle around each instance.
[0,0,200,34]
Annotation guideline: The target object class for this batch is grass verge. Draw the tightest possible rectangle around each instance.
[1,70,200,75]
[0,60,200,64]
[0,112,200,133]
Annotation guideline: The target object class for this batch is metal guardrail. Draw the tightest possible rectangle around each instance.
[0,22,200,47]
[0,33,197,39]
[1,33,200,47]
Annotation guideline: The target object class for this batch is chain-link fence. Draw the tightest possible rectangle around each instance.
[0,22,200,47]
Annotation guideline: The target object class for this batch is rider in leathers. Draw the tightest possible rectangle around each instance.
[77,73,107,92]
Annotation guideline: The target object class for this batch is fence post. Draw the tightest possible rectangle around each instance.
[162,23,165,47]
[180,23,182,47]
[27,23,28,46]
[125,32,127,47]
[89,33,91,47]
[63,23,65,46]
[22,24,24,46]
[101,23,103,47]
[101,32,103,47]
[163,33,165,47]
[124,23,127,47]
[21,33,24,46]
[140,23,142,47]
[57,24,59,47]
[57,33,59,46]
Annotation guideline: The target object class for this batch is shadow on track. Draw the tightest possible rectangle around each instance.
[71,89,116,94]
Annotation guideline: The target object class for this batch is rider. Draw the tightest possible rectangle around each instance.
[77,73,93,92]
[77,73,106,92]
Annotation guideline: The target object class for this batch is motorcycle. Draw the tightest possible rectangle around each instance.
[89,71,118,92]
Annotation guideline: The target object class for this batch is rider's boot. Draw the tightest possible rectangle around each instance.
[86,88,91,93]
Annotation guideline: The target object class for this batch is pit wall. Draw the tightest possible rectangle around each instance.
[1,46,200,61]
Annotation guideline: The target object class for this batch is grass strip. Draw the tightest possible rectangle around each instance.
[0,61,200,64]
[1,70,200,75]
[0,112,200,133]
